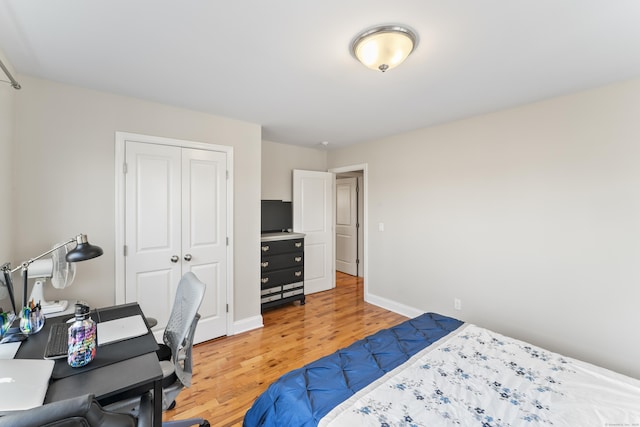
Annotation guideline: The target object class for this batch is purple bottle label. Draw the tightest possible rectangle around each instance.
[68,320,96,368]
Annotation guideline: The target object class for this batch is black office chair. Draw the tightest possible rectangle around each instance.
[0,393,151,427]
[106,272,209,427]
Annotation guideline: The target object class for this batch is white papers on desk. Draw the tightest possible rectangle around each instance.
[0,341,21,359]
[97,314,149,346]
[0,359,54,410]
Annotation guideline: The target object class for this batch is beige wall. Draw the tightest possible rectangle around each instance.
[0,51,14,263]
[12,75,262,323]
[261,140,327,200]
[6,67,640,379]
[328,78,640,379]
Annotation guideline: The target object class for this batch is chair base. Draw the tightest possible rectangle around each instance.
[106,391,209,427]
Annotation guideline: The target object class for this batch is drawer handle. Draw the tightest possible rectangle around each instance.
[294,271,302,277]
[294,256,302,262]
[295,242,302,248]
[261,277,269,284]
[261,261,269,268]
[261,245,270,252]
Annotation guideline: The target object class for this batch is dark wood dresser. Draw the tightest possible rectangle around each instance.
[260,232,305,311]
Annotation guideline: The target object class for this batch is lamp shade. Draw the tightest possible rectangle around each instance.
[66,234,104,262]
[351,25,417,72]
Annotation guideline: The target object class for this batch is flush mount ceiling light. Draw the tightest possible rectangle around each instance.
[350,25,417,72]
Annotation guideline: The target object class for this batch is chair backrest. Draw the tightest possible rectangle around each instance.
[0,394,137,427]
[163,271,206,387]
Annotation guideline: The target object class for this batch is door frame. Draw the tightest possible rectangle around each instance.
[114,131,234,336]
[329,164,368,299]
[335,176,359,276]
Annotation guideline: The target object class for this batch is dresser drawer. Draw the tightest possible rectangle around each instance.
[282,288,304,299]
[261,267,304,287]
[260,238,304,255]
[261,252,304,271]
[260,285,282,296]
[261,293,282,304]
[282,282,303,291]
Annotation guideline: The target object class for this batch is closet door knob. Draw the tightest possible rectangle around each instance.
[184,254,193,262]
[170,255,179,263]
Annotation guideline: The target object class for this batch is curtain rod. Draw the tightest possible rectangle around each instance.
[0,58,21,90]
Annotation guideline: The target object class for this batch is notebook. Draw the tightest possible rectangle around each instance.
[0,359,55,410]
[0,341,21,359]
[97,314,149,346]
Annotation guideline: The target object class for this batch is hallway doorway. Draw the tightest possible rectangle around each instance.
[335,174,362,277]
[330,163,368,300]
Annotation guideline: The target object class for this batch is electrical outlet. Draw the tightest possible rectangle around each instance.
[454,298,462,311]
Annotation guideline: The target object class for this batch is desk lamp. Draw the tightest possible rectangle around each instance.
[11,234,103,309]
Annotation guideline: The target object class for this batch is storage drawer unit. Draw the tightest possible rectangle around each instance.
[260,232,305,311]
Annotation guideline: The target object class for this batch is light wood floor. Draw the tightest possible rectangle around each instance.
[164,272,408,426]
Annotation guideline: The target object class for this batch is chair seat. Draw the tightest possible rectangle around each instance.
[160,360,178,388]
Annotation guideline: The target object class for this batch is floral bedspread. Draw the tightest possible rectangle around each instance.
[319,324,640,426]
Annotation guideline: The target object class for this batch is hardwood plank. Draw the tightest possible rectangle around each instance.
[164,272,408,426]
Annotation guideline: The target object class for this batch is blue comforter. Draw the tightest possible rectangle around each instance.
[243,312,463,427]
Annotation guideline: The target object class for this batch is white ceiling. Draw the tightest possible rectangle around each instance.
[1,1,640,149]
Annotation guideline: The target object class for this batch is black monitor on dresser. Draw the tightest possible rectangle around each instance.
[261,200,292,233]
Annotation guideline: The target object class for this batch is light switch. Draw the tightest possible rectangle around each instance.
[378,222,384,232]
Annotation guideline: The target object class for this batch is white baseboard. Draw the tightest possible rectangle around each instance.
[231,314,263,335]
[365,292,423,319]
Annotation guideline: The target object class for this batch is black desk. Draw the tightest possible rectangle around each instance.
[14,303,163,427]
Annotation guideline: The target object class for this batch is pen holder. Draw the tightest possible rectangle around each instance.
[0,312,15,338]
[19,306,45,335]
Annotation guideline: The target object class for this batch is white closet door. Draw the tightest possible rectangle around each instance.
[181,148,228,342]
[125,140,228,343]
[125,142,182,330]
[293,169,335,294]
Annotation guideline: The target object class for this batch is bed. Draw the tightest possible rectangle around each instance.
[243,312,640,426]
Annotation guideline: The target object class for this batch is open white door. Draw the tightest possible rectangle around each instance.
[293,170,335,294]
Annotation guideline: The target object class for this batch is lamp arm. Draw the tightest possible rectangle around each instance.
[10,237,76,274]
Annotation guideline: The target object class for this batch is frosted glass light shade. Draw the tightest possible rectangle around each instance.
[351,26,417,72]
